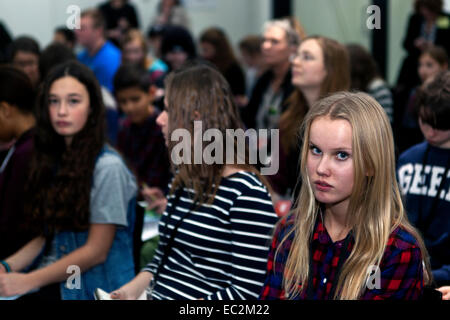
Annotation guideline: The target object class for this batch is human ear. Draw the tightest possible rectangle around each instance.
[0,102,12,118]
[148,85,158,102]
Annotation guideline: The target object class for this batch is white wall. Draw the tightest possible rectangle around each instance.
[0,0,270,53]
[388,0,414,86]
[2,0,446,84]
[293,0,449,86]
[293,0,371,49]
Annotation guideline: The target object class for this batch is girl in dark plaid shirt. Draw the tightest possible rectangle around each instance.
[260,92,433,300]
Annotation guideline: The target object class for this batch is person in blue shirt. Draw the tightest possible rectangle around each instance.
[76,9,121,93]
[397,70,450,295]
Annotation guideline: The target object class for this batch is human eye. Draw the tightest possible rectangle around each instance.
[309,144,322,155]
[48,97,59,106]
[336,151,350,161]
[67,95,82,106]
[131,96,141,103]
[68,98,81,105]
[302,52,313,60]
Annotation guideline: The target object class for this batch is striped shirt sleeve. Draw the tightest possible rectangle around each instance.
[206,177,278,300]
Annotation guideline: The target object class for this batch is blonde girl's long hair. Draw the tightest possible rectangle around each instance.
[277,91,432,300]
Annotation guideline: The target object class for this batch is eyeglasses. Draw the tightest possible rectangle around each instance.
[289,52,314,63]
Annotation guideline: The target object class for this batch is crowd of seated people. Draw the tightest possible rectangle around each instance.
[0,0,449,301]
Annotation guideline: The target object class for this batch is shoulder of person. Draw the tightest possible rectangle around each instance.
[277,213,295,234]
[256,70,275,85]
[95,145,126,169]
[102,41,121,56]
[398,141,428,163]
[225,170,267,190]
[386,224,422,254]
[271,213,296,249]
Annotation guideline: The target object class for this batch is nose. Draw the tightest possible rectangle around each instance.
[57,101,69,116]
[316,155,331,177]
[422,125,436,139]
[291,53,301,65]
[262,39,272,50]
[121,100,133,112]
[156,110,167,127]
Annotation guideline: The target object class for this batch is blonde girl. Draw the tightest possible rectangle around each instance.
[261,91,431,300]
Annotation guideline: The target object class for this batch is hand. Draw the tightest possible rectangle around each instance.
[110,287,135,300]
[0,273,33,297]
[437,286,450,300]
[110,272,153,300]
[0,263,7,274]
[141,186,167,215]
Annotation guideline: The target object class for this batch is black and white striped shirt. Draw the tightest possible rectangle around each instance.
[142,171,278,300]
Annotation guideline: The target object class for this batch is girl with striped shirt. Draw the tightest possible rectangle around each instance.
[111,63,278,300]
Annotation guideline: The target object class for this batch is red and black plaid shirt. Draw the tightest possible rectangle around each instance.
[260,215,424,300]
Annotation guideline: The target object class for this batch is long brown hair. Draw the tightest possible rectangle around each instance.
[280,36,350,152]
[26,61,106,235]
[164,63,270,204]
[199,27,238,74]
[278,92,432,299]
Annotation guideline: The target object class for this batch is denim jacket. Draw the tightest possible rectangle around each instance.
[55,198,136,300]
[32,145,137,300]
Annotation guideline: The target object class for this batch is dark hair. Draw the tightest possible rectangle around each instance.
[0,65,35,114]
[147,24,166,38]
[39,42,76,79]
[415,0,443,14]
[157,0,181,13]
[160,25,197,59]
[416,70,450,130]
[26,61,106,234]
[420,45,449,66]
[199,27,238,73]
[114,64,153,94]
[7,36,40,62]
[346,43,380,91]
[239,35,263,57]
[54,26,76,45]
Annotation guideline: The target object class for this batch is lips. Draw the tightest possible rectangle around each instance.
[314,180,333,191]
[55,121,71,127]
